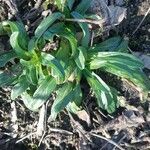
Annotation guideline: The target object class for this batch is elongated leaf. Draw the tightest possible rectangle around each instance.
[101,63,150,93]
[28,37,36,51]
[35,12,63,39]
[67,0,75,10]
[21,92,38,111]
[89,36,123,52]
[33,76,56,99]
[115,38,129,52]
[75,48,85,70]
[2,21,18,33]
[75,0,91,15]
[66,84,82,113]
[90,52,144,69]
[0,71,17,87]
[20,59,38,85]
[50,83,79,120]
[0,23,6,35]
[71,11,90,47]
[56,39,71,60]
[43,23,65,41]
[56,40,77,82]
[41,52,65,81]
[10,32,30,60]
[2,21,29,50]
[0,51,17,67]
[84,70,117,113]
[44,24,77,57]
[11,75,29,100]
[21,76,57,111]
[26,66,38,85]
[58,29,77,57]
[55,0,62,10]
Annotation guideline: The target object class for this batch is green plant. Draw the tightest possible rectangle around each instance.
[0,0,149,120]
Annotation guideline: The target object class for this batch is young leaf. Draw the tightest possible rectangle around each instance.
[75,0,91,15]
[50,83,79,120]
[84,70,117,113]
[10,32,30,60]
[75,47,85,70]
[41,52,65,81]
[35,12,63,39]
[71,11,90,47]
[11,75,29,100]
[0,51,17,67]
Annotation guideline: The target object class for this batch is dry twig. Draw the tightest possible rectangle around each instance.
[90,133,125,150]
[64,18,104,27]
[132,7,150,35]
[37,103,47,136]
[11,101,18,133]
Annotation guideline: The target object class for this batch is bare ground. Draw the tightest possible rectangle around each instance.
[0,0,150,150]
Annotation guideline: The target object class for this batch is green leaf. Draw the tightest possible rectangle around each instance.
[56,39,71,60]
[21,92,38,111]
[67,0,75,10]
[2,21,17,33]
[50,83,79,120]
[10,32,30,60]
[75,47,85,70]
[75,0,91,15]
[115,38,129,52]
[89,36,125,52]
[44,24,77,57]
[35,12,63,39]
[84,70,117,113]
[28,37,36,51]
[0,23,6,35]
[41,52,65,82]
[11,75,29,100]
[26,66,38,85]
[20,59,38,85]
[101,63,150,94]
[0,51,17,67]
[90,52,144,69]
[58,29,77,57]
[55,0,62,10]
[71,11,90,47]
[2,21,29,50]
[56,40,77,82]
[21,76,57,111]
[0,71,17,87]
[43,22,65,41]
[55,0,66,11]
[66,84,82,114]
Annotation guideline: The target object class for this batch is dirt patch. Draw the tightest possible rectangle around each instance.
[0,0,150,150]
